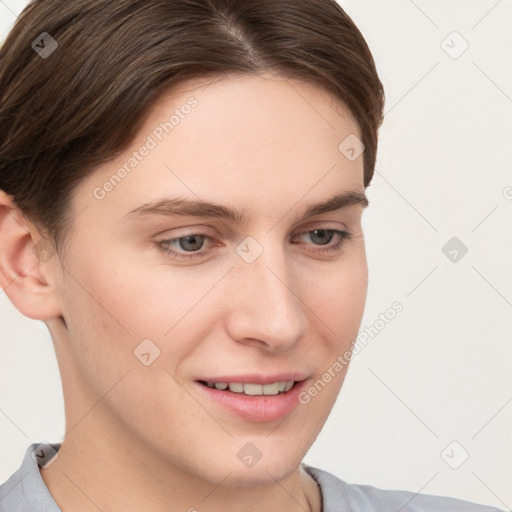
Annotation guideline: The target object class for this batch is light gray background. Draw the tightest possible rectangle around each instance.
[1,0,511,509]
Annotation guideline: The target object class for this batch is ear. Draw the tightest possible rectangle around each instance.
[0,190,63,320]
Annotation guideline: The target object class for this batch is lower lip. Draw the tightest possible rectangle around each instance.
[195,380,308,422]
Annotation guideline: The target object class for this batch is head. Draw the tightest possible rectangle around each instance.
[0,0,384,487]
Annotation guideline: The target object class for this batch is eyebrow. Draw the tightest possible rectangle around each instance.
[121,190,368,223]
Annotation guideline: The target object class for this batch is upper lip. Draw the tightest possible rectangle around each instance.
[197,372,309,385]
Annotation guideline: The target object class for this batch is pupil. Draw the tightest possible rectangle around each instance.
[181,235,203,251]
[312,229,332,245]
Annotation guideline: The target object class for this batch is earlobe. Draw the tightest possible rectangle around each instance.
[0,190,63,320]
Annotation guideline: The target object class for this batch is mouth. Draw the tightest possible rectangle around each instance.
[194,376,309,422]
[197,380,298,396]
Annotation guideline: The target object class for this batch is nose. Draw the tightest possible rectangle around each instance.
[223,240,307,351]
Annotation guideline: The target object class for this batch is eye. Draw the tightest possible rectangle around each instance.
[291,229,352,254]
[155,228,352,261]
[156,232,212,260]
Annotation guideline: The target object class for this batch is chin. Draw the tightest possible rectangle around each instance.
[220,461,300,488]
[223,444,305,487]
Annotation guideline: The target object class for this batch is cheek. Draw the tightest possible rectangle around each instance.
[59,242,217,391]
[60,256,195,432]
[297,251,367,411]
[302,253,368,341]
[58,248,158,390]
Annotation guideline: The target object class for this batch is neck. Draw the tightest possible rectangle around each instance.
[39,417,322,512]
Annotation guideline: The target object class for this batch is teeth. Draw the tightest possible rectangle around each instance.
[243,383,263,395]
[229,382,244,393]
[205,380,295,395]
[262,382,280,395]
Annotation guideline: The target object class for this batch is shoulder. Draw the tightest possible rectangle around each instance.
[0,442,61,512]
[301,463,505,512]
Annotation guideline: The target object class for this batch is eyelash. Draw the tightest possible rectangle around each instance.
[155,229,352,261]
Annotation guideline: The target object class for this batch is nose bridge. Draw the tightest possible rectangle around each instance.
[228,235,306,346]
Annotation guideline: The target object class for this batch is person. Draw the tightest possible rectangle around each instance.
[0,1,505,511]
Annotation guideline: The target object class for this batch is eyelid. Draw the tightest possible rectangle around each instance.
[293,220,348,234]
[155,221,346,246]
[156,220,347,240]
[155,225,351,261]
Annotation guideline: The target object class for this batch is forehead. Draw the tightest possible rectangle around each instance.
[73,73,364,223]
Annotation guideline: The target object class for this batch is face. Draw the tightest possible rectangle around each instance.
[47,73,368,486]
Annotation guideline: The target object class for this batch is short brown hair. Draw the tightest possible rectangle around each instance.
[0,0,384,255]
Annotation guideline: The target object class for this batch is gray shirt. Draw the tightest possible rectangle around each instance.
[0,443,504,511]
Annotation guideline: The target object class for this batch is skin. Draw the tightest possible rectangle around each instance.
[0,72,368,512]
